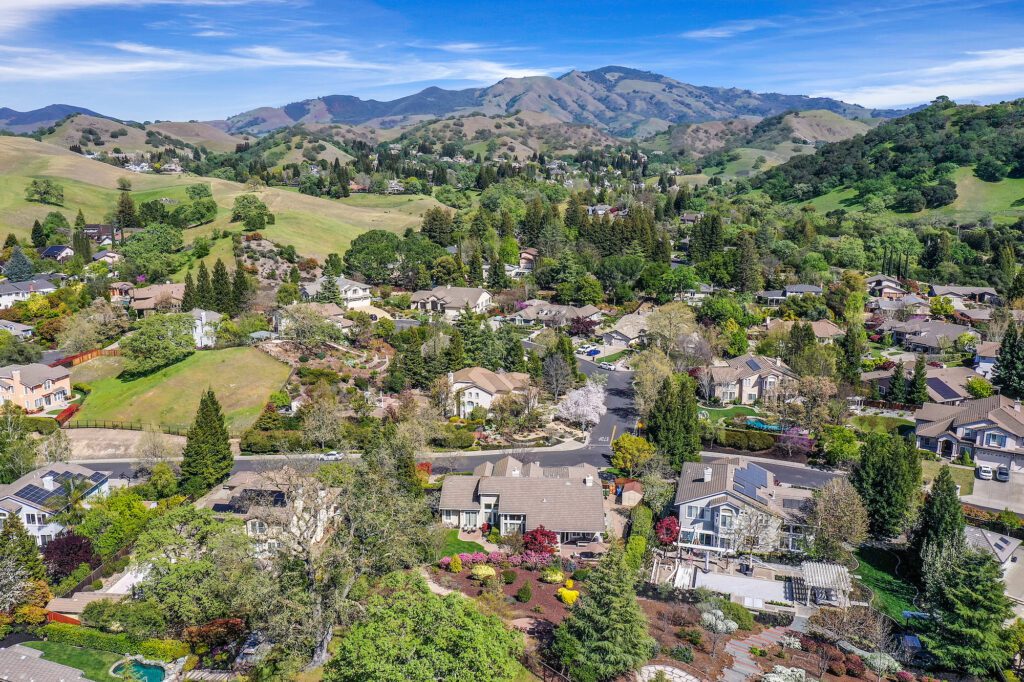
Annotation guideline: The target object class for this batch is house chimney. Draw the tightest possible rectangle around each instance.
[775,357,783,367]
[511,467,520,478]
[702,467,713,483]
[41,475,55,492]
[10,369,21,386]
[584,475,593,487]
[1015,400,1021,413]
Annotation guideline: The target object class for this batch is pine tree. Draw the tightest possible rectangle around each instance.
[211,259,233,315]
[888,360,908,403]
[2,246,34,282]
[3,233,17,248]
[30,220,46,248]
[487,255,510,290]
[552,546,655,681]
[180,389,233,494]
[734,233,762,293]
[851,434,922,539]
[785,322,816,365]
[838,323,866,385]
[0,514,45,580]
[315,274,342,305]
[74,208,86,230]
[646,376,700,468]
[195,261,213,310]
[909,355,929,404]
[467,250,484,286]
[690,212,723,263]
[911,465,964,574]
[232,266,249,314]
[113,191,139,230]
[1008,269,1024,302]
[181,271,197,312]
[994,322,1024,399]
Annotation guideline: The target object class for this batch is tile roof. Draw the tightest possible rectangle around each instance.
[451,367,531,396]
[0,362,70,388]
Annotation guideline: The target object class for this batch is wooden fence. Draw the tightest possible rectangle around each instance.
[64,418,243,439]
[55,545,134,598]
[50,348,120,368]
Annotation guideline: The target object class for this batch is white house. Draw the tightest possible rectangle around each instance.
[0,465,111,547]
[975,341,999,379]
[0,278,57,309]
[0,320,33,340]
[449,367,531,418]
[190,308,222,348]
[300,275,372,309]
[410,285,491,320]
[756,284,823,306]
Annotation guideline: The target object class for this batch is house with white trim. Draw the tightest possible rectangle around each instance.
[915,395,1024,470]
[300,275,372,309]
[410,285,491,320]
[0,363,71,413]
[0,464,110,548]
[707,354,797,405]
[449,367,531,418]
[0,277,57,309]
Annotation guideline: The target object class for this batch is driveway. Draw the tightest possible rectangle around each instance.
[962,476,1024,514]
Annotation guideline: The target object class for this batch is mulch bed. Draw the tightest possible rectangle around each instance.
[429,566,577,624]
[751,647,868,682]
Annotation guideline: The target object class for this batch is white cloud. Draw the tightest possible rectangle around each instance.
[193,30,233,37]
[811,47,1024,107]
[436,42,487,53]
[0,0,272,33]
[681,19,777,40]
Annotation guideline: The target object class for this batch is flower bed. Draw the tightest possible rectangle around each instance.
[439,550,558,572]
[433,565,579,624]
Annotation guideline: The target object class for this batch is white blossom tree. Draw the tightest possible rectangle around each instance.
[700,609,738,658]
[556,381,607,430]
[0,554,27,612]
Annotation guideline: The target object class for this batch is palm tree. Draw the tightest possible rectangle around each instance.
[50,478,93,526]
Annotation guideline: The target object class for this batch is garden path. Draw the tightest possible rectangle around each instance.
[721,626,790,682]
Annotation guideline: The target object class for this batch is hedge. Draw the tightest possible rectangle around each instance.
[239,429,303,453]
[755,610,794,627]
[624,535,647,573]
[40,623,189,661]
[716,428,776,452]
[629,505,653,540]
[23,417,58,434]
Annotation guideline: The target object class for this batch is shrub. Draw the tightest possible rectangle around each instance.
[629,504,654,539]
[448,555,462,573]
[755,610,794,627]
[138,638,190,661]
[470,564,496,580]
[556,587,580,606]
[564,579,573,589]
[717,600,755,631]
[572,569,591,582]
[669,645,694,663]
[624,535,647,573]
[717,428,776,451]
[73,382,93,394]
[523,526,558,555]
[516,584,532,603]
[539,568,564,584]
[14,605,47,627]
[22,417,57,434]
[40,623,134,655]
[501,570,516,585]
[896,671,915,682]
[676,628,703,646]
[845,654,866,677]
[828,656,848,676]
[53,562,92,595]
[750,646,768,657]
[863,653,900,676]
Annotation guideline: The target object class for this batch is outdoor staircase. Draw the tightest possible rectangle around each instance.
[721,626,790,682]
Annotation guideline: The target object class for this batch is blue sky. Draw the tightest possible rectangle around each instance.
[2,0,1023,120]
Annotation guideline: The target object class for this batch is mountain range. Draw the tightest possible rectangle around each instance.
[1,66,912,139]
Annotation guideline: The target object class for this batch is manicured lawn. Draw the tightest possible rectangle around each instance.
[699,405,757,423]
[853,547,917,622]
[596,348,631,363]
[439,528,485,556]
[23,641,122,681]
[922,458,974,496]
[72,347,291,433]
[849,415,915,436]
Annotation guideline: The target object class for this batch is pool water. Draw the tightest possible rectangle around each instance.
[746,417,784,432]
[112,661,166,681]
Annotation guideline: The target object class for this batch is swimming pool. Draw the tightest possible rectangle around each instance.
[746,418,784,432]
[112,660,166,681]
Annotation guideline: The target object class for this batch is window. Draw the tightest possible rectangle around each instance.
[40,535,52,548]
[686,505,698,519]
[987,433,1008,448]
[248,520,268,535]
[963,429,976,441]
[719,512,734,529]
[25,514,36,525]
[747,393,757,402]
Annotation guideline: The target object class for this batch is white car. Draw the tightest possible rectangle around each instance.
[997,465,1011,482]
[575,345,592,354]
[318,451,343,462]
[599,361,615,370]
[977,465,994,480]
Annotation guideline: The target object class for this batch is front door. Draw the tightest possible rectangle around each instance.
[463,511,478,528]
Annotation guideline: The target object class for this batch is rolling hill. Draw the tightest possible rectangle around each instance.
[219,65,907,137]
[0,104,105,134]
[0,137,440,258]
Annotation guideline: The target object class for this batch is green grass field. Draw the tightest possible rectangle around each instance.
[439,528,485,556]
[700,405,758,423]
[853,546,917,622]
[23,641,122,681]
[72,347,291,433]
[922,458,974,496]
[849,414,915,436]
[171,236,235,282]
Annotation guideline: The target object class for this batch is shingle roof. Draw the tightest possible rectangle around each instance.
[709,354,797,384]
[965,525,1021,564]
[915,395,1024,439]
[0,644,89,681]
[451,367,531,396]
[0,362,70,388]
[0,464,108,512]
[0,277,56,296]
[410,286,489,310]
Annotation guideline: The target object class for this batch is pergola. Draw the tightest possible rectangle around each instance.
[800,561,852,607]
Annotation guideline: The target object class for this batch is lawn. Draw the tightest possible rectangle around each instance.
[853,546,917,622]
[23,641,122,681]
[72,347,291,433]
[596,348,631,363]
[171,236,236,282]
[699,404,757,423]
[439,528,485,556]
[849,415,915,436]
[922,458,974,496]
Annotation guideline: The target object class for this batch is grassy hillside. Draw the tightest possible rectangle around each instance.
[0,137,440,258]
[148,121,248,153]
[41,114,248,155]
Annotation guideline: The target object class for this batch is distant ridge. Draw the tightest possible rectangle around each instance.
[0,104,106,134]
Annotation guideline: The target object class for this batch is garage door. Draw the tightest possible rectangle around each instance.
[975,450,1010,469]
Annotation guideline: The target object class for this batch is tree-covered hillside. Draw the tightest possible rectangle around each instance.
[755,98,1024,212]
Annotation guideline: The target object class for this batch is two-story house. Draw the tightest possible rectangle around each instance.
[915,395,1024,470]
[763,318,845,345]
[756,284,823,307]
[505,301,604,328]
[0,363,71,412]
[0,465,110,547]
[866,274,907,300]
[0,320,33,340]
[449,367,531,418]
[410,285,491,320]
[190,308,222,348]
[438,456,605,545]
[300,275,373,309]
[707,354,797,405]
[673,460,811,554]
[0,277,57,309]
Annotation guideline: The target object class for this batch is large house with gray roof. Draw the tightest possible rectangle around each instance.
[410,285,491,319]
[438,456,605,545]
[0,644,89,681]
[875,318,978,353]
[756,284,822,306]
[915,395,1024,470]
[0,277,57,309]
[0,464,110,548]
[673,459,812,553]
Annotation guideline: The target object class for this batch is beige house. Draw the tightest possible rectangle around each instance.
[861,362,984,405]
[0,363,71,413]
[449,367,531,418]
[764,318,845,344]
[601,313,649,348]
[708,354,797,405]
[410,285,491,319]
[127,283,186,315]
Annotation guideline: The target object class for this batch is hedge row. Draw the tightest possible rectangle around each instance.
[239,429,303,453]
[715,428,776,452]
[40,623,189,661]
[23,417,58,434]
[629,505,653,540]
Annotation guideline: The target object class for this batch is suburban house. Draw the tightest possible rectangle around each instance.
[0,464,110,547]
[673,460,812,553]
[410,285,491,320]
[128,283,186,316]
[300,275,372,309]
[601,313,649,348]
[0,320,33,340]
[679,283,715,306]
[505,301,604,328]
[756,284,823,306]
[274,302,354,336]
[929,284,998,305]
[191,308,222,348]
[680,211,704,225]
[84,224,118,245]
[975,341,1000,379]
[0,645,89,681]
[866,274,907,300]
[915,395,1024,470]
[860,363,984,405]
[108,281,134,304]
[518,247,539,273]
[965,526,1022,576]
[91,250,122,267]
[867,294,930,318]
[197,469,338,556]
[0,277,57,309]
[438,455,605,545]
[0,363,72,412]
[707,354,797,405]
[449,367,531,418]
[874,318,978,353]
[38,245,74,263]
[763,318,845,344]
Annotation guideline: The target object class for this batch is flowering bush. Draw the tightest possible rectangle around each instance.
[895,671,915,682]
[457,552,488,567]
[439,556,451,570]
[556,587,580,606]
[470,565,496,580]
[565,579,574,589]
[845,655,866,677]
[523,526,558,555]
[863,653,900,676]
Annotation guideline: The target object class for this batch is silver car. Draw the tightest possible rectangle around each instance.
[996,465,1011,482]
[977,465,994,480]
[318,451,343,462]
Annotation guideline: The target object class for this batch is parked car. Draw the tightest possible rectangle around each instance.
[575,345,592,354]
[599,361,615,370]
[318,451,343,462]
[585,348,601,356]
[977,465,994,480]
[997,465,1011,482]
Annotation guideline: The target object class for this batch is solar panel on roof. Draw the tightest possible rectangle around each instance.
[926,377,961,401]
[746,359,761,371]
